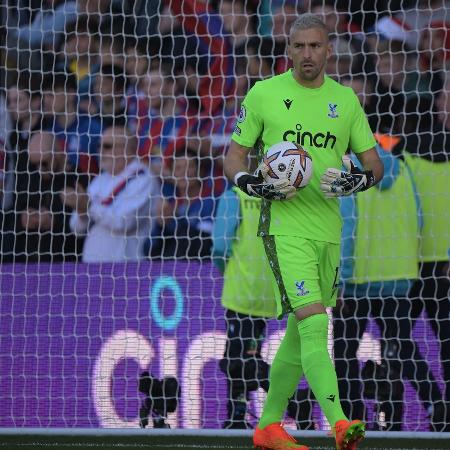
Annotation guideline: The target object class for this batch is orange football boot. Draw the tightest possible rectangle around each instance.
[333,419,365,450]
[253,422,309,450]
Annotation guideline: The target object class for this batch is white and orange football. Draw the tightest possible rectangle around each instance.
[262,141,313,189]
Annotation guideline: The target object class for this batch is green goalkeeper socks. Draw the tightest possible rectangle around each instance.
[259,315,304,429]
[297,313,347,426]
[258,313,347,429]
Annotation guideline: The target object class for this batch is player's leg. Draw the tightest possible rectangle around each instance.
[256,319,316,430]
[258,314,304,428]
[411,261,450,431]
[421,262,450,431]
[220,310,270,429]
[251,318,271,395]
[219,309,252,429]
[259,235,363,449]
[333,295,368,421]
[383,296,444,430]
[254,314,307,450]
[253,237,309,450]
[261,235,347,427]
[295,302,365,450]
[293,239,364,450]
[294,303,349,424]
[254,314,314,430]
[373,298,404,430]
[286,239,347,425]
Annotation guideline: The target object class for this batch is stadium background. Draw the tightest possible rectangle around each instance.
[0,0,449,445]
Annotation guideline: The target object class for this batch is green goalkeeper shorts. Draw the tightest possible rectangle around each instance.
[262,235,340,319]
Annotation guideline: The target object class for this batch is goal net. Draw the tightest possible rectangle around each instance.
[0,0,449,433]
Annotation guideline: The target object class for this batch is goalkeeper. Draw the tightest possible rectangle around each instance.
[224,13,383,450]
[212,182,315,430]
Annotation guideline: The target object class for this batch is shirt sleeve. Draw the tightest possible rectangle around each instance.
[349,91,377,154]
[231,83,264,148]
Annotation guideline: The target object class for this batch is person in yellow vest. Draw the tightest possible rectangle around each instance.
[212,186,314,429]
[333,146,445,431]
[398,74,450,431]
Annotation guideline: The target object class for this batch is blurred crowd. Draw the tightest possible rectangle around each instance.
[0,0,449,263]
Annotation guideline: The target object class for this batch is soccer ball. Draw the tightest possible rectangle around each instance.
[262,141,313,189]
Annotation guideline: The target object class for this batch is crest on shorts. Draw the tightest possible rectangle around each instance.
[295,280,310,296]
[237,105,247,123]
[327,103,338,118]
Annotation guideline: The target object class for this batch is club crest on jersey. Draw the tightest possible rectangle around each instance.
[328,103,338,118]
[237,105,247,123]
[295,280,310,296]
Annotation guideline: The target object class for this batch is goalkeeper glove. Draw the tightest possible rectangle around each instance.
[320,156,375,198]
[234,164,296,201]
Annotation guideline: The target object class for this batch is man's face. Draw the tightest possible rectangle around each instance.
[288,27,331,82]
[100,127,129,175]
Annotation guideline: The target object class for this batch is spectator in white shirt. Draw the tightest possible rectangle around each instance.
[63,122,160,262]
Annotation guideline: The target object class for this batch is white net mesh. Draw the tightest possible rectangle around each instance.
[0,0,449,433]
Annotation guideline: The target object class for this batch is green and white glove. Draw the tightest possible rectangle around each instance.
[320,156,375,198]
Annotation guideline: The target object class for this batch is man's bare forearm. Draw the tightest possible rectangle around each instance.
[224,141,253,183]
[356,147,384,186]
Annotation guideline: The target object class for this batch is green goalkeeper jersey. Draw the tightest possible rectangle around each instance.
[231,70,376,243]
